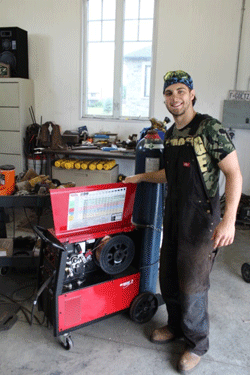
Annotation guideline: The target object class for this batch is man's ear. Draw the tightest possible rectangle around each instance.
[190,89,195,100]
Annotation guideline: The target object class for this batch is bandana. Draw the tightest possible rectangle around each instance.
[163,70,193,93]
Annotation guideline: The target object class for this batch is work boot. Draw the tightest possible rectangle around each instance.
[177,351,201,373]
[150,325,175,344]
[39,122,51,147]
[51,124,65,149]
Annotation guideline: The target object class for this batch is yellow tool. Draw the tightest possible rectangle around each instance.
[80,160,93,170]
[64,160,79,169]
[54,159,67,168]
[96,161,106,170]
[103,160,116,170]
[74,160,85,169]
[89,160,101,170]
[60,159,72,168]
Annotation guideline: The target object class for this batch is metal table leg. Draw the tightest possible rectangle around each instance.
[0,207,7,238]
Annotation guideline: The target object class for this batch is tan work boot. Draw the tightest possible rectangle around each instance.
[150,325,175,344]
[39,122,51,147]
[51,124,65,149]
[177,350,201,373]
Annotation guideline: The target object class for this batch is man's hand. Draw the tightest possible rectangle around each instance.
[212,150,242,249]
[211,219,236,249]
[123,175,143,184]
[123,169,167,185]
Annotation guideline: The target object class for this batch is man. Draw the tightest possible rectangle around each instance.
[124,70,242,373]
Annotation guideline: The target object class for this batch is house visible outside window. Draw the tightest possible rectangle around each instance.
[82,0,156,120]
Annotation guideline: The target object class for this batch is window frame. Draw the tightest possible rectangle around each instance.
[81,0,158,121]
[142,62,151,98]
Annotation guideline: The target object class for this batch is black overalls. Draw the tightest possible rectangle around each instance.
[160,115,221,356]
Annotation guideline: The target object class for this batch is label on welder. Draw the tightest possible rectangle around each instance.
[67,187,127,230]
[144,143,164,149]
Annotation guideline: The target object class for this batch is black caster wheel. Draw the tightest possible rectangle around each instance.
[130,292,158,324]
[0,266,10,276]
[59,334,74,350]
[241,263,250,283]
[94,234,135,275]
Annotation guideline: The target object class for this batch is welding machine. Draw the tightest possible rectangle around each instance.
[33,182,161,350]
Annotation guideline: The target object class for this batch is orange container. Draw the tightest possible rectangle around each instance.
[0,165,15,195]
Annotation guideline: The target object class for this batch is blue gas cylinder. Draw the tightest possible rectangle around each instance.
[133,129,165,293]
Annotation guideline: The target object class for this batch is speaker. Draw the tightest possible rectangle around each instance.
[0,27,28,78]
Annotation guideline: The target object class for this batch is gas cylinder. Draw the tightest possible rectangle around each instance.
[133,130,165,294]
[0,165,15,195]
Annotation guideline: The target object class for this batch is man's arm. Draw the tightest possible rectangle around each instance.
[124,168,167,184]
[211,150,242,249]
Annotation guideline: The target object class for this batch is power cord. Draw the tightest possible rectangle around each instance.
[23,207,35,229]
[31,270,56,325]
[0,272,46,326]
[0,291,45,326]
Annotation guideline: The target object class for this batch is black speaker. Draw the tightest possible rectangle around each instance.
[0,27,28,78]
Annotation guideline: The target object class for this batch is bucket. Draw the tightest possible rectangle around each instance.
[0,165,15,195]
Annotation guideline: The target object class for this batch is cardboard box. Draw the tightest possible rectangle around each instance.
[0,238,13,257]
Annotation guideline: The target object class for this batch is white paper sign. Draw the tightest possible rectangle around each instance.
[229,90,250,101]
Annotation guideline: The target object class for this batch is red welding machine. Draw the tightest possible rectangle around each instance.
[34,182,159,350]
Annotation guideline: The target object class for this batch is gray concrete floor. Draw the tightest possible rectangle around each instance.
[1,210,250,375]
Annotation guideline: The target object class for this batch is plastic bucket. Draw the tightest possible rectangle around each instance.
[0,164,15,195]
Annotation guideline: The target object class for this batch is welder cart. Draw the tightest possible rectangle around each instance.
[34,183,160,349]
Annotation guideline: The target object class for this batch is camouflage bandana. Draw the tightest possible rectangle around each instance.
[163,70,193,93]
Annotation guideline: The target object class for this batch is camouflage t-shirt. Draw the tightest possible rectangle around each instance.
[165,113,235,197]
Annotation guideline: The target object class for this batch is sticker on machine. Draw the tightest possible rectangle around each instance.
[67,187,127,230]
[120,279,134,289]
[145,157,160,173]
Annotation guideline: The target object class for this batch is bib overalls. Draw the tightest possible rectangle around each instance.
[160,119,221,355]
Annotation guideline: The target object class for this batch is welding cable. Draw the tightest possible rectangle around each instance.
[1,275,37,305]
[138,258,160,271]
[131,221,163,233]
[23,207,34,229]
[12,283,37,303]
[0,294,33,325]
[0,292,45,326]
[31,270,56,326]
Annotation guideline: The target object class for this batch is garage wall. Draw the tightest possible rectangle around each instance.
[0,0,250,192]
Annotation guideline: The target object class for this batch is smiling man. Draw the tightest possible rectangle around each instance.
[124,70,242,373]
[163,83,194,119]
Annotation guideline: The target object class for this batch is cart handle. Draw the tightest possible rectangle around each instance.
[33,225,65,251]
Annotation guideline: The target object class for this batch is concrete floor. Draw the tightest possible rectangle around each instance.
[1,212,250,375]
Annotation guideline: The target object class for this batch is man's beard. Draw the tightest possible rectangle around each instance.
[168,108,185,117]
[166,101,191,117]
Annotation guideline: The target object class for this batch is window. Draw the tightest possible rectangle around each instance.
[82,0,156,120]
[144,64,151,97]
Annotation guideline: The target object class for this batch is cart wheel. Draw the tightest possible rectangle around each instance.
[241,263,250,283]
[130,292,158,324]
[0,266,9,276]
[98,235,135,275]
[59,334,74,350]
